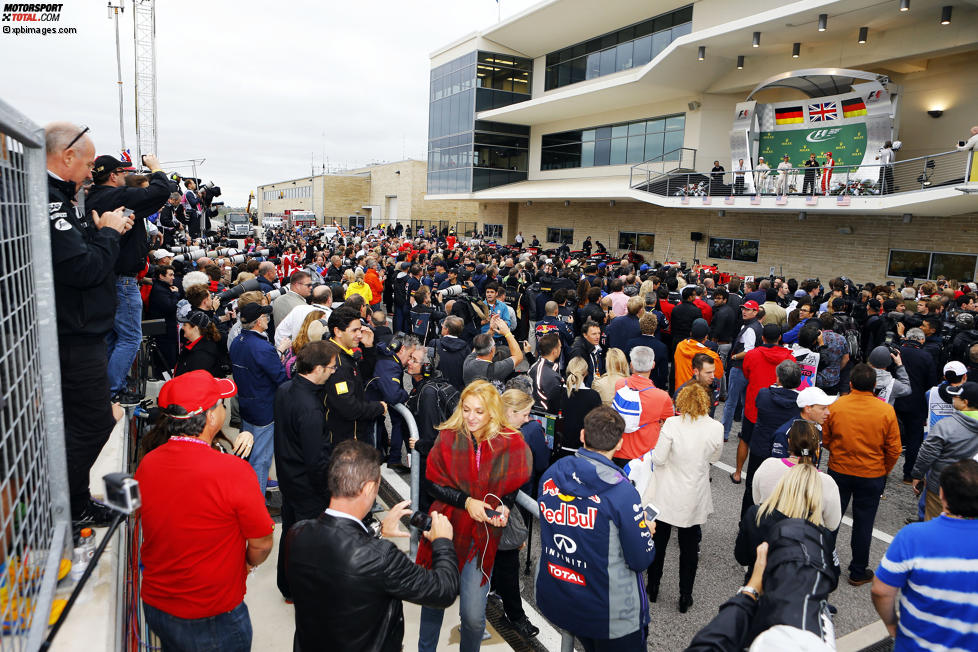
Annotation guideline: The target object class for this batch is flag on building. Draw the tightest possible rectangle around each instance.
[775,106,804,125]
[808,101,838,122]
[841,98,867,118]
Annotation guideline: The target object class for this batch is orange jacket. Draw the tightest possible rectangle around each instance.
[673,339,724,390]
[364,269,383,302]
[822,389,902,478]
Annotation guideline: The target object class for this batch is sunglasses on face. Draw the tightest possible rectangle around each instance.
[64,125,90,151]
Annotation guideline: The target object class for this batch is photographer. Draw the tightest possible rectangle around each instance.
[285,440,459,652]
[183,178,203,237]
[88,153,173,402]
[158,192,185,246]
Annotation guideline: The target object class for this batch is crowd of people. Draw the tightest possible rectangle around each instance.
[45,120,978,651]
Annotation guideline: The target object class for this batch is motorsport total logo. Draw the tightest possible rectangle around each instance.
[2,3,63,21]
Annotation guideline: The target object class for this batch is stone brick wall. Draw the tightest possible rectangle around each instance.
[478,200,978,282]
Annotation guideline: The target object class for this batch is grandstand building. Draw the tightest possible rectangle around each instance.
[425,0,978,281]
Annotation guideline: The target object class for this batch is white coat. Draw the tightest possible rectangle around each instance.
[644,414,723,528]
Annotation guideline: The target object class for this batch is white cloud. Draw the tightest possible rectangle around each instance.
[0,0,537,204]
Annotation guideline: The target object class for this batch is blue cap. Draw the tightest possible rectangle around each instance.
[640,264,650,271]
[598,262,607,268]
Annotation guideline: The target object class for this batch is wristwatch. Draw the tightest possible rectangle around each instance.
[737,585,760,601]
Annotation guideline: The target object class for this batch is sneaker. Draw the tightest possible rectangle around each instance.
[72,498,117,530]
[112,390,144,407]
[508,616,539,639]
[847,569,875,586]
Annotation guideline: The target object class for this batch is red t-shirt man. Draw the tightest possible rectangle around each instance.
[136,371,274,624]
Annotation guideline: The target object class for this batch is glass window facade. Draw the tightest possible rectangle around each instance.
[544,5,692,91]
[541,114,684,170]
[888,249,977,281]
[546,227,574,244]
[428,52,531,194]
[263,186,311,201]
[709,237,759,263]
[618,232,655,251]
[483,223,503,238]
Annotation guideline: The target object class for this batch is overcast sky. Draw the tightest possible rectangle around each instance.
[0,0,537,205]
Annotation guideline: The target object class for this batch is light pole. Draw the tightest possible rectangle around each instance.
[107,1,126,156]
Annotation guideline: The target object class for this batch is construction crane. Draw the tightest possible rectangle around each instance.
[132,0,157,164]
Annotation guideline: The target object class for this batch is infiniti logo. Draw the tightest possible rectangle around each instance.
[806,128,842,143]
[553,534,577,553]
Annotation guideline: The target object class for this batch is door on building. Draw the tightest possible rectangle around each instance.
[348,215,366,230]
[385,196,398,227]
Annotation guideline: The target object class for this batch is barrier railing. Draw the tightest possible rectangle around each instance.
[630,149,969,199]
[0,99,72,651]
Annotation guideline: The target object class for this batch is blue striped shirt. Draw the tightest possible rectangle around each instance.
[876,515,978,652]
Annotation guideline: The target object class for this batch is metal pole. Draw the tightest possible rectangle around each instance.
[392,404,422,558]
[110,3,126,155]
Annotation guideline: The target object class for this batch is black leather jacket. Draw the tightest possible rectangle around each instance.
[285,513,459,652]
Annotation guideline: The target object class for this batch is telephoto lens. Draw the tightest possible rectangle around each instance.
[170,245,189,254]
[228,254,246,265]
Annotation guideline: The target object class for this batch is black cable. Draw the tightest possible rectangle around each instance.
[40,512,126,651]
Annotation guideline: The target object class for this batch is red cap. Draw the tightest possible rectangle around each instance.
[742,300,760,310]
[158,370,236,418]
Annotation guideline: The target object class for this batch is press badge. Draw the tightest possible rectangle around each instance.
[335,381,349,395]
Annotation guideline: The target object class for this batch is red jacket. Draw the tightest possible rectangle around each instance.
[742,344,795,423]
[364,269,383,303]
[614,374,675,458]
[693,298,713,324]
[659,300,675,333]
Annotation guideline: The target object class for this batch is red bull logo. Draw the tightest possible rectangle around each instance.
[541,478,576,502]
[540,502,598,529]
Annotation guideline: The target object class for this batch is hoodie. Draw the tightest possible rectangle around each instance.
[912,409,978,487]
[873,365,912,405]
[431,336,470,391]
[673,338,724,390]
[750,386,800,457]
[742,345,796,423]
[535,449,656,640]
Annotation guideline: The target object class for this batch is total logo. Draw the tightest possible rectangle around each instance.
[548,562,586,586]
[540,501,597,529]
[807,128,842,143]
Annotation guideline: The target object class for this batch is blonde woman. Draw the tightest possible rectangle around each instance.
[417,380,532,652]
[735,462,835,578]
[644,383,723,613]
[283,310,326,377]
[557,357,602,459]
[345,269,373,305]
[592,348,629,404]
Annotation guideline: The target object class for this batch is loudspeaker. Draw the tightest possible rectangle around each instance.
[690,231,703,242]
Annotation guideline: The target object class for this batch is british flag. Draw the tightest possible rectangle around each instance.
[808,102,838,122]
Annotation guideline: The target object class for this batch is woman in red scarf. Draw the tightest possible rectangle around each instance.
[416,380,531,652]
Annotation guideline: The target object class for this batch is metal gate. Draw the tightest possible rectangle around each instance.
[0,100,72,650]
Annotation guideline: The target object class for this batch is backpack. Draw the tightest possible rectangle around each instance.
[422,377,460,424]
[949,329,978,365]
[751,518,840,645]
[832,313,862,362]
[392,273,408,305]
[612,383,655,433]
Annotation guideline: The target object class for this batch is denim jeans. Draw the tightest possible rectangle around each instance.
[143,601,251,652]
[419,552,489,652]
[721,367,748,439]
[105,276,144,394]
[828,470,885,578]
[242,420,274,495]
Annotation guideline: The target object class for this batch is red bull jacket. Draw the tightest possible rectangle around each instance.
[535,448,656,640]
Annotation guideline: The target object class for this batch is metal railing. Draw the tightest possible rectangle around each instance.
[628,147,697,189]
[0,100,72,650]
[629,149,969,199]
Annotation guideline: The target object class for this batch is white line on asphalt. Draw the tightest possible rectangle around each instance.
[711,461,895,544]
[380,464,565,649]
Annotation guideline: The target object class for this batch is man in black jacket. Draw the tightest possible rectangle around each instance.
[896,328,939,482]
[45,122,133,529]
[285,440,458,652]
[147,264,182,368]
[325,306,387,444]
[88,153,173,401]
[157,192,185,246]
[274,340,343,601]
[570,320,605,386]
[429,316,469,391]
[669,286,704,354]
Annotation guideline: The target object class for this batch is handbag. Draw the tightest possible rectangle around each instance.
[498,505,528,551]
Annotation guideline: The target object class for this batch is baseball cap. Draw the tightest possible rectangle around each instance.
[868,345,892,368]
[946,381,978,406]
[742,300,760,310]
[157,370,236,418]
[92,154,132,179]
[944,360,968,380]
[153,249,174,260]
[794,289,808,298]
[691,318,710,339]
[639,263,650,271]
[598,262,607,269]
[796,386,838,408]
[239,302,273,323]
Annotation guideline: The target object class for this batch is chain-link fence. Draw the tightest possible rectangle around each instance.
[0,101,72,649]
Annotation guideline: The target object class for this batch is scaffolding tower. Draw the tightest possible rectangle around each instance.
[132,0,158,163]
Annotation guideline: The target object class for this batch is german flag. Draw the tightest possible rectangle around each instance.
[842,97,867,118]
[775,106,804,125]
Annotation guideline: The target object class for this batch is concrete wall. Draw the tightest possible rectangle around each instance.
[476,200,978,282]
